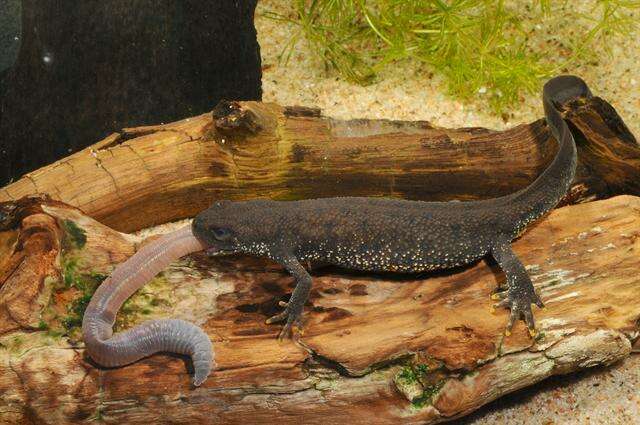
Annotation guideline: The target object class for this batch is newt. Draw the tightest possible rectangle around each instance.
[83,75,590,386]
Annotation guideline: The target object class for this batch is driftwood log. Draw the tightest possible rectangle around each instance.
[0,193,639,424]
[0,96,638,233]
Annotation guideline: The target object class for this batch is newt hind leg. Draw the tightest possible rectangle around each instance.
[490,239,544,336]
[266,257,312,340]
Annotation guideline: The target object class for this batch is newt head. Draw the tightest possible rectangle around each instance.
[191,200,256,256]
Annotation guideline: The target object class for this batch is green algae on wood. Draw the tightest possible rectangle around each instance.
[55,257,171,337]
[61,219,87,249]
[114,274,174,331]
[48,254,107,339]
[393,355,448,408]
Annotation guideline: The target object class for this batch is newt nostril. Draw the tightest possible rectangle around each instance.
[192,216,206,234]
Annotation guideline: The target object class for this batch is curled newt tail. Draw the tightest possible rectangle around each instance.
[82,225,213,386]
[505,75,591,236]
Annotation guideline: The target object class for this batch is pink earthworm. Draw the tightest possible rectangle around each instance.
[82,225,213,386]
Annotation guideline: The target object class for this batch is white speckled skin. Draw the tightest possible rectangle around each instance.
[83,76,589,385]
[193,76,588,338]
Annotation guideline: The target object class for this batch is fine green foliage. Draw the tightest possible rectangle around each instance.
[266,0,639,112]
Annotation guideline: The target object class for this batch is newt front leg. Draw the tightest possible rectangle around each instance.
[266,257,312,339]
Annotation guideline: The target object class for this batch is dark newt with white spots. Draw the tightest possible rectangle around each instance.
[83,75,590,386]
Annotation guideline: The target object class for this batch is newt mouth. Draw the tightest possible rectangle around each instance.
[206,247,220,256]
[205,246,235,256]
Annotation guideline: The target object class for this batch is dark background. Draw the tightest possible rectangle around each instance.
[0,1,262,185]
[0,0,21,73]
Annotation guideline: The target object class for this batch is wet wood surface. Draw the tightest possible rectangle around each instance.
[0,195,638,424]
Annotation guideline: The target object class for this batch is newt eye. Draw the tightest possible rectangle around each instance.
[212,227,231,241]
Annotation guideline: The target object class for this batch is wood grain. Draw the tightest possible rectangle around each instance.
[0,96,637,233]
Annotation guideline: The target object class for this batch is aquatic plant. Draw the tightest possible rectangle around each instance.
[266,0,639,112]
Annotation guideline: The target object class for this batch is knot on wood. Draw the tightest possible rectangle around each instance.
[0,203,17,230]
[212,100,262,135]
[0,195,52,231]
